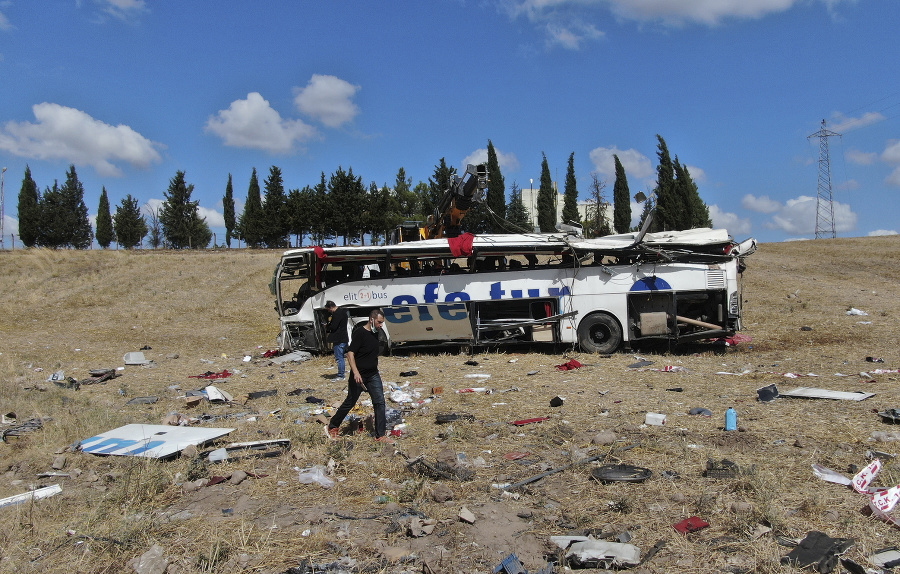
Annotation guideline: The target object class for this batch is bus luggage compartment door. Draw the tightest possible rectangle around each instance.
[382,303,474,342]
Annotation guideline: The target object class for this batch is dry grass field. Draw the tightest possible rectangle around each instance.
[1,236,900,574]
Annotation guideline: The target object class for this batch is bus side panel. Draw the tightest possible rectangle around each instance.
[383,303,474,342]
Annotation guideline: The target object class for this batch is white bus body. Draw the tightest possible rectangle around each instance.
[273,227,756,354]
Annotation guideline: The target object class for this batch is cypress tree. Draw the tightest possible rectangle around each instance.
[427,158,453,223]
[584,173,611,238]
[612,155,631,234]
[394,167,418,220]
[95,187,114,248]
[486,140,506,229]
[238,168,264,248]
[504,181,531,233]
[37,181,67,248]
[328,166,366,245]
[537,153,556,232]
[562,152,580,225]
[311,173,329,245]
[652,135,681,232]
[160,170,211,249]
[59,165,93,249]
[16,166,40,248]
[223,174,235,248]
[113,194,148,249]
[262,165,288,248]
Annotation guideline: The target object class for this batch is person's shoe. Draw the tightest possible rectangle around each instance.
[331,375,346,381]
[324,426,340,440]
[374,435,395,445]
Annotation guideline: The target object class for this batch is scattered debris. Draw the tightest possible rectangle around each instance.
[757,383,779,402]
[0,484,62,509]
[1,417,47,441]
[591,464,652,483]
[296,465,335,488]
[866,356,885,363]
[206,439,290,462]
[705,458,755,478]
[435,413,475,424]
[399,370,418,377]
[407,516,437,537]
[628,360,652,369]
[846,308,868,316]
[503,452,610,491]
[551,537,641,569]
[510,417,549,426]
[270,351,312,364]
[123,352,150,365]
[80,424,234,458]
[780,387,874,401]
[125,396,158,405]
[870,547,900,569]
[77,368,120,386]
[549,396,564,407]
[188,370,232,380]
[556,359,583,371]
[780,531,853,573]
[878,409,900,424]
[127,544,168,574]
[644,412,667,426]
[406,455,475,481]
[247,389,277,400]
[689,407,712,416]
[457,387,491,394]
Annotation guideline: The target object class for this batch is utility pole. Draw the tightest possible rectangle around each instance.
[808,119,840,239]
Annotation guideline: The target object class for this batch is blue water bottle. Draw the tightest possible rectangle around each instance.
[725,407,737,431]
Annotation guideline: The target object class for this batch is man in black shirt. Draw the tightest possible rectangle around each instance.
[326,309,394,444]
[324,301,349,380]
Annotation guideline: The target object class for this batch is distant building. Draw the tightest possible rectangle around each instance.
[519,181,613,232]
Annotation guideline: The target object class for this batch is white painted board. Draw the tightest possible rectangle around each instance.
[80,424,234,458]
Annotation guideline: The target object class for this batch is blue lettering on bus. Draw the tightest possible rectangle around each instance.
[383,281,569,324]
[630,277,671,291]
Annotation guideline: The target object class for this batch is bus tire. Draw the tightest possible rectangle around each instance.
[577,313,622,354]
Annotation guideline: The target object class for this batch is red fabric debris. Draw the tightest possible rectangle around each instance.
[510,417,549,426]
[555,359,583,371]
[262,350,280,358]
[188,370,232,380]
[448,233,475,257]
[504,452,531,460]
[673,516,709,534]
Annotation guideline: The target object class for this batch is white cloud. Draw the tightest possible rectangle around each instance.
[0,9,13,31]
[0,102,163,176]
[882,139,900,164]
[765,195,857,235]
[709,204,752,236]
[206,92,318,154]
[829,111,886,133]
[294,75,360,128]
[846,149,877,165]
[2,214,19,239]
[886,166,900,187]
[741,194,781,214]
[684,164,705,182]
[868,229,898,237]
[462,148,521,172]
[197,206,225,228]
[98,0,147,20]
[545,21,603,49]
[588,146,654,180]
[505,0,853,40]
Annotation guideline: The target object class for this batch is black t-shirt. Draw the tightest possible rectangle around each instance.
[326,307,349,344]
[348,325,380,376]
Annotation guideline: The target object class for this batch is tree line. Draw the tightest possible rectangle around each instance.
[14,135,709,250]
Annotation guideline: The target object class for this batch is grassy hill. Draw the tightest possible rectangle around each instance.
[0,236,899,573]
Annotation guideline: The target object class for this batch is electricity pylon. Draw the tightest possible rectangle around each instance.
[808,119,840,239]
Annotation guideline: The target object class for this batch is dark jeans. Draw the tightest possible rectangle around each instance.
[328,371,387,438]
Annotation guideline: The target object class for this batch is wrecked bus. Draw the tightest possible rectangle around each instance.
[272,223,756,355]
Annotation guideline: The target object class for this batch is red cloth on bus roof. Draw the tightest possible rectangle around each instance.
[448,233,475,257]
[313,246,332,261]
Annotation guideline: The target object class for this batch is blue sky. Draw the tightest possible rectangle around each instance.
[0,0,897,247]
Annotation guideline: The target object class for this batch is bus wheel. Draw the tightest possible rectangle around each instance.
[577,313,622,354]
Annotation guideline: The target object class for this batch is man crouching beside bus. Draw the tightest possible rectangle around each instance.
[325,309,394,444]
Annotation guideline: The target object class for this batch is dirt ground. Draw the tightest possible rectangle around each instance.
[1,236,900,574]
